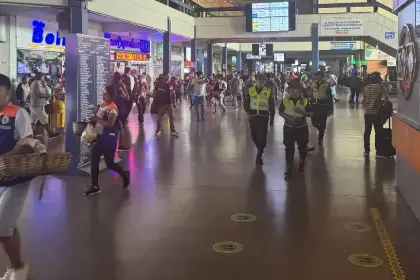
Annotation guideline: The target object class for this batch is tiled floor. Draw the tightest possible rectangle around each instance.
[6,89,420,280]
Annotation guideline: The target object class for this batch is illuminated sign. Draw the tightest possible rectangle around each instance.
[104,33,150,53]
[30,20,150,53]
[115,52,150,61]
[32,20,66,46]
[184,61,196,68]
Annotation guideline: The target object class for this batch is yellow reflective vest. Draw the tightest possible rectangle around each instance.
[313,83,330,104]
[283,97,309,127]
[249,86,271,116]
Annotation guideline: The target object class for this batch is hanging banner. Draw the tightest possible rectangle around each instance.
[320,17,363,36]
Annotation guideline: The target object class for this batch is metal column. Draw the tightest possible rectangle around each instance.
[191,27,197,72]
[222,43,228,73]
[206,43,213,77]
[69,0,88,34]
[311,23,319,75]
[163,18,171,74]
[236,51,242,73]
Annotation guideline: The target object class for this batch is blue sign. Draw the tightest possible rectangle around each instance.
[385,32,395,39]
[330,41,356,51]
[32,20,66,46]
[104,33,150,53]
[31,20,150,53]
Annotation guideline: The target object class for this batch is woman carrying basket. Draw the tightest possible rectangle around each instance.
[84,86,130,196]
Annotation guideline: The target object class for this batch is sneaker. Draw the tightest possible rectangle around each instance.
[84,186,101,196]
[318,139,323,146]
[123,171,130,188]
[155,130,162,137]
[1,268,12,280]
[170,130,179,137]
[364,151,370,157]
[118,146,130,152]
[48,133,60,139]
[375,154,389,159]
[10,264,29,280]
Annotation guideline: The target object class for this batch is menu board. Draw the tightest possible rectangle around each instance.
[251,2,289,32]
[65,34,110,174]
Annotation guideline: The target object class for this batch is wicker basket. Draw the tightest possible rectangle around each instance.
[0,154,44,180]
[73,121,88,136]
[42,153,72,175]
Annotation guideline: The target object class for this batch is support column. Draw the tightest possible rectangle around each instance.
[197,49,204,73]
[191,27,197,72]
[311,23,319,76]
[163,18,171,74]
[222,43,228,74]
[69,0,88,34]
[206,43,213,77]
[236,51,242,73]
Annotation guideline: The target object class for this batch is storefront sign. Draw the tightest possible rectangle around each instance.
[184,61,196,68]
[320,17,363,36]
[330,41,356,50]
[246,54,261,60]
[32,20,66,47]
[30,20,150,53]
[385,32,395,39]
[115,52,150,61]
[104,33,150,53]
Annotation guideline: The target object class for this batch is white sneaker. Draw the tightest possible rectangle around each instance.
[170,130,179,137]
[155,130,162,137]
[0,268,12,280]
[10,265,29,280]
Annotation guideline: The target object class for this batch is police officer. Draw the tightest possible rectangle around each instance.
[244,73,275,165]
[278,79,312,177]
[310,71,334,146]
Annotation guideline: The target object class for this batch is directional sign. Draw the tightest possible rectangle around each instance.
[385,32,396,39]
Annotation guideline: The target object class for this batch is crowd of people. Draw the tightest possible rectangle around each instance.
[0,65,394,279]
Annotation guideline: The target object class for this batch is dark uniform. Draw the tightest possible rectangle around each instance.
[279,94,312,177]
[244,83,275,165]
[311,76,334,145]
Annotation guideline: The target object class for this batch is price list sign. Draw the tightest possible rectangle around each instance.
[65,34,110,175]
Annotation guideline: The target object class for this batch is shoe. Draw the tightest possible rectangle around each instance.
[48,133,60,139]
[170,130,179,137]
[123,171,130,188]
[318,139,323,146]
[306,146,315,152]
[84,186,101,196]
[1,268,11,280]
[201,116,205,121]
[10,264,29,280]
[155,130,162,137]
[375,154,389,159]
[118,146,130,152]
[256,152,263,165]
[284,165,293,177]
[364,151,370,157]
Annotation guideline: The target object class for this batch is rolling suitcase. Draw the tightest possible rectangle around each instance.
[376,118,396,157]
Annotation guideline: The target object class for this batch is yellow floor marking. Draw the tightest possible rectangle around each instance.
[370,208,407,280]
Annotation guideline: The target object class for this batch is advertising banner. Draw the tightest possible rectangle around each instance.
[320,17,363,36]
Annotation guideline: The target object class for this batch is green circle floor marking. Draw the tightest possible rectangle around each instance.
[231,213,256,222]
[213,241,244,254]
[344,222,372,232]
[348,253,383,268]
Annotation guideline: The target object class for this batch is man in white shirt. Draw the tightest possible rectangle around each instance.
[190,72,208,121]
[0,73,34,280]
